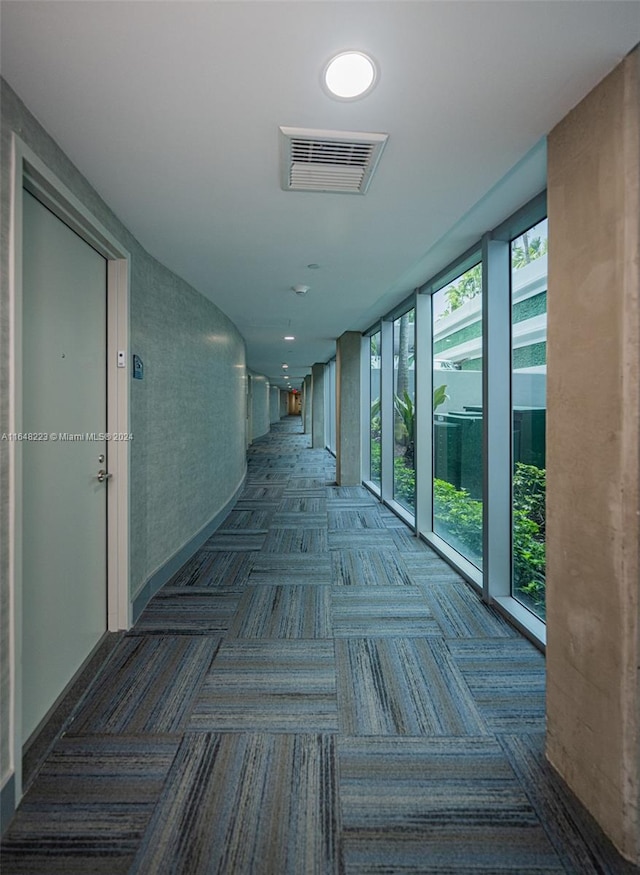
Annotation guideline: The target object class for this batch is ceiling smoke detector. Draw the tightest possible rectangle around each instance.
[280,126,388,195]
[292,284,310,296]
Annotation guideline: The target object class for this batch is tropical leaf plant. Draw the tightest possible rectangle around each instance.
[433,384,448,412]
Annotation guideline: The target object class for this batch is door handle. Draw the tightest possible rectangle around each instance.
[96,469,112,483]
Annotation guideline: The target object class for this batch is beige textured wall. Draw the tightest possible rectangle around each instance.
[546,48,639,863]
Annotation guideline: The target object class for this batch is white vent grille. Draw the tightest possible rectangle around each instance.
[279,126,388,194]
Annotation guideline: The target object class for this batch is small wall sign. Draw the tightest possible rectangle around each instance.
[133,354,144,380]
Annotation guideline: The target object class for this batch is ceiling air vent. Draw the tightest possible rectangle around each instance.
[279,126,388,194]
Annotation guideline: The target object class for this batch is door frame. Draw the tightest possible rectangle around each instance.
[8,134,131,801]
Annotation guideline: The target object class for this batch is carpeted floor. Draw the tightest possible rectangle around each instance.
[2,417,636,874]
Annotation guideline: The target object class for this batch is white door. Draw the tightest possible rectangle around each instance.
[22,190,108,743]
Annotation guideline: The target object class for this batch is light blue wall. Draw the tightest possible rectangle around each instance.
[280,390,289,418]
[269,386,280,423]
[0,79,253,788]
[129,256,247,596]
[249,372,270,441]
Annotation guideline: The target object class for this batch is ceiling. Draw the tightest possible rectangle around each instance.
[2,1,639,389]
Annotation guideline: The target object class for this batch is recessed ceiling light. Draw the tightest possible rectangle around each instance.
[284,335,295,341]
[307,263,320,270]
[282,363,289,369]
[323,51,377,100]
[292,285,310,296]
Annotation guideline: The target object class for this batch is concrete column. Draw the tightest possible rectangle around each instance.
[336,331,362,485]
[546,48,639,864]
[303,375,312,434]
[311,363,326,449]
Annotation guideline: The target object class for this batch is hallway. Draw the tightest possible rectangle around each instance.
[1,418,633,874]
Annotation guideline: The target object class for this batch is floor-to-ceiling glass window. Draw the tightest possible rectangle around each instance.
[393,309,415,512]
[366,193,546,644]
[432,263,483,568]
[369,330,382,488]
[511,218,547,619]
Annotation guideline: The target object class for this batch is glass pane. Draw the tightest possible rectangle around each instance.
[369,331,381,486]
[393,310,415,512]
[432,263,483,568]
[511,218,547,619]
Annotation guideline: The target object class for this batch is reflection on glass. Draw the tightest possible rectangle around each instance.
[432,263,483,568]
[393,310,415,512]
[511,218,547,619]
[369,331,382,487]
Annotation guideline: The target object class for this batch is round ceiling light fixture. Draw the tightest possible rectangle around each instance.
[292,284,310,296]
[323,51,378,100]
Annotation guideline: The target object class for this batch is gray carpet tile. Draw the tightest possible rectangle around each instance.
[248,554,333,585]
[272,511,328,527]
[245,472,291,483]
[234,498,281,512]
[329,508,386,530]
[419,582,517,638]
[189,640,338,732]
[341,829,564,874]
[336,638,488,736]
[327,486,377,500]
[278,496,327,513]
[339,735,540,824]
[1,735,179,875]
[287,477,329,489]
[201,529,268,551]
[134,589,240,632]
[166,550,251,589]
[131,732,341,875]
[6,418,632,875]
[70,635,218,734]
[447,639,546,733]
[380,512,412,528]
[282,488,328,500]
[326,497,380,510]
[262,526,329,553]
[391,528,435,552]
[500,734,640,875]
[238,485,285,501]
[217,509,274,530]
[228,585,332,638]
[400,552,470,584]
[328,530,398,551]
[331,586,440,637]
[331,550,414,587]
[338,736,564,873]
